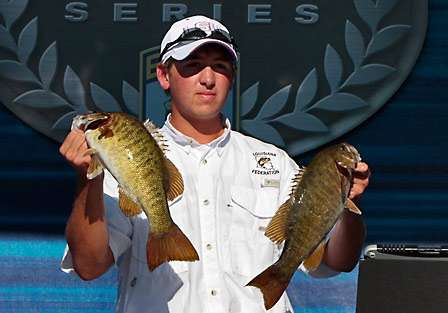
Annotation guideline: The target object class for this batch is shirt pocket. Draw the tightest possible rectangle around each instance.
[227,185,281,280]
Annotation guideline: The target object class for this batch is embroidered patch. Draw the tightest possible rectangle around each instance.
[251,152,280,175]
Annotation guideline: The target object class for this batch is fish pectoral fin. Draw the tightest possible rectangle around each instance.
[336,155,357,170]
[119,188,143,217]
[265,199,292,243]
[86,155,104,179]
[82,148,97,157]
[302,240,326,272]
[163,158,184,201]
[346,199,362,215]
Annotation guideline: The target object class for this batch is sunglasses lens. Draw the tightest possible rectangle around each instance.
[161,27,237,58]
[180,28,208,40]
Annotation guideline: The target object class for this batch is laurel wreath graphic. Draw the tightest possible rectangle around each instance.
[240,0,410,151]
[0,0,411,153]
[0,0,139,131]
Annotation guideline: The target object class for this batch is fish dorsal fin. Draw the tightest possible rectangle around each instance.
[265,199,292,244]
[289,167,305,196]
[119,187,143,217]
[302,240,326,272]
[346,199,362,215]
[144,119,168,153]
[86,154,104,180]
[265,168,305,243]
[163,158,184,201]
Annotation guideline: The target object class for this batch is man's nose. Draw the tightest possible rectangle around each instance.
[199,66,215,89]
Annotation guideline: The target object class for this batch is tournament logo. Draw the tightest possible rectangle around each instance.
[0,1,427,156]
[252,152,279,175]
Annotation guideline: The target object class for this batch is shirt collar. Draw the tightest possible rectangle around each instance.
[162,114,231,157]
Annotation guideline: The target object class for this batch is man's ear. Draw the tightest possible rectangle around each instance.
[156,64,170,90]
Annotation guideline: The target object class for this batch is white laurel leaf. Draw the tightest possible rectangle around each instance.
[240,82,259,118]
[345,20,365,69]
[122,81,139,116]
[14,89,70,109]
[366,25,411,57]
[241,120,285,147]
[324,44,343,94]
[275,112,328,133]
[52,111,78,130]
[311,93,368,112]
[353,0,382,32]
[0,25,17,53]
[2,0,28,30]
[255,84,291,120]
[343,64,396,87]
[90,82,122,112]
[294,68,318,113]
[64,66,88,112]
[0,60,41,85]
[39,42,57,90]
[17,17,38,64]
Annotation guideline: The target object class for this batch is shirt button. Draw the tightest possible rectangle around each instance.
[203,199,210,206]
[130,277,137,287]
[211,289,217,296]
[201,159,207,165]
[206,243,212,250]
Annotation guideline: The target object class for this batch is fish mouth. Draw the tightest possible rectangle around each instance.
[341,143,362,163]
[73,113,111,132]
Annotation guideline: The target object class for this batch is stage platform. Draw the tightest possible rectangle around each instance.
[0,233,357,313]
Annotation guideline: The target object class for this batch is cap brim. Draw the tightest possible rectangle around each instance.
[161,38,238,64]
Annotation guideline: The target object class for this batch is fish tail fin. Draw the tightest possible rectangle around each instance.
[246,264,291,310]
[146,224,199,271]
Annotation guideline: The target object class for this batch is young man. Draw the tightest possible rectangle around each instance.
[60,15,369,313]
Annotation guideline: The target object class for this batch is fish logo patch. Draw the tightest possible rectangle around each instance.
[252,152,279,175]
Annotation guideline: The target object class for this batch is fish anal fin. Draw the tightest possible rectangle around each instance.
[86,155,104,179]
[146,224,199,271]
[163,158,184,201]
[119,188,142,217]
[265,199,291,244]
[246,264,291,310]
[346,199,362,215]
[303,240,326,272]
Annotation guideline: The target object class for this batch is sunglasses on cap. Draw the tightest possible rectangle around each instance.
[161,27,238,59]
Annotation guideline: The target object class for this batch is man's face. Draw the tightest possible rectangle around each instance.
[157,45,234,123]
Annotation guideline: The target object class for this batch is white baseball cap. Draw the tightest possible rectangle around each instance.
[160,15,238,64]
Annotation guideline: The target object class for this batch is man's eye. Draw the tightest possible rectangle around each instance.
[185,62,201,68]
[213,62,232,72]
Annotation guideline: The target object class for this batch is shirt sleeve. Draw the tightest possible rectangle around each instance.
[60,170,133,275]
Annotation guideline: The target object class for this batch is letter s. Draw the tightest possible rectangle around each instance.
[295,4,319,24]
[65,2,88,22]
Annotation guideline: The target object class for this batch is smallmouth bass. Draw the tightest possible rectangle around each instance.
[73,112,199,271]
[247,143,362,310]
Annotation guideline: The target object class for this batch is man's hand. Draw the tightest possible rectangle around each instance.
[59,129,92,177]
[349,162,370,202]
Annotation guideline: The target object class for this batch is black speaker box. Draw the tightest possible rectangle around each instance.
[356,245,448,313]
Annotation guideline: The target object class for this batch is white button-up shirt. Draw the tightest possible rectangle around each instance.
[61,117,337,313]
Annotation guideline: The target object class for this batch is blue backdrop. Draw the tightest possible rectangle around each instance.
[1,1,447,243]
